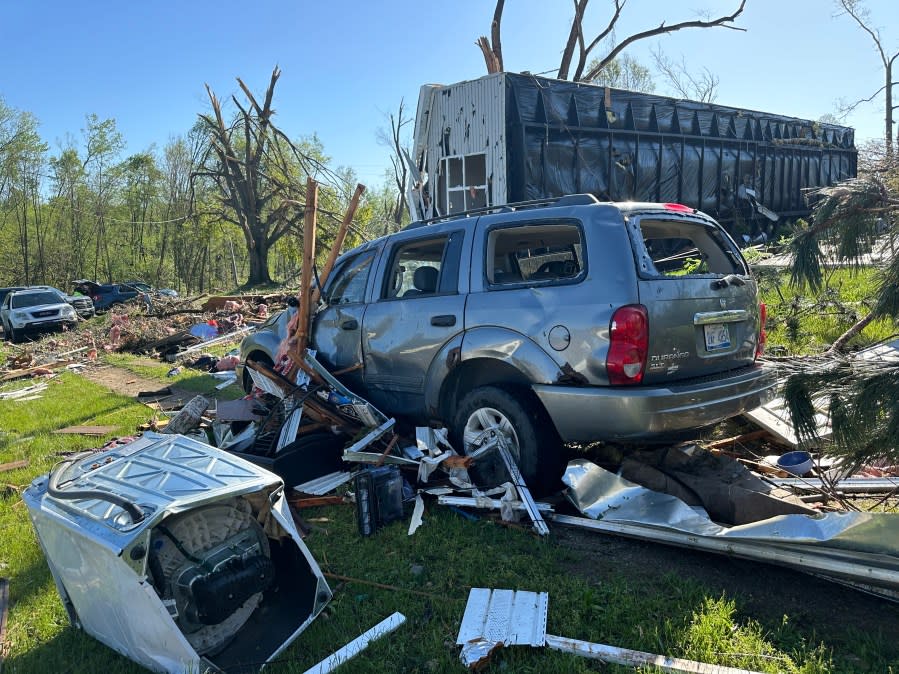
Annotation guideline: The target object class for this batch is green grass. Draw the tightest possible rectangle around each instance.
[758,266,898,355]
[2,311,899,672]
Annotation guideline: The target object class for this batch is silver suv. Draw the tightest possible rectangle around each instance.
[238,195,775,486]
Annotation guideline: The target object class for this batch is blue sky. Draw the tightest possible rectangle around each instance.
[2,1,897,188]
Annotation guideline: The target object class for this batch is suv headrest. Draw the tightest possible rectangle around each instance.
[412,265,439,293]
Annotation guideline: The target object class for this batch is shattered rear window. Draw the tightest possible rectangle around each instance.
[634,218,745,277]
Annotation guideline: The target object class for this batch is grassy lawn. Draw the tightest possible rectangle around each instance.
[2,372,899,672]
[757,266,898,355]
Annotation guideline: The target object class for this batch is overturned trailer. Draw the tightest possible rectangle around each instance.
[407,72,857,227]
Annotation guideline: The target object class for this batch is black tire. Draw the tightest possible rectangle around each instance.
[452,385,563,493]
[8,327,20,344]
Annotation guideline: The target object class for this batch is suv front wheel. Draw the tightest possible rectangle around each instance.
[452,386,562,493]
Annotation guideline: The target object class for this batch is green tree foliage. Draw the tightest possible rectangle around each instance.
[0,77,372,293]
[784,149,899,463]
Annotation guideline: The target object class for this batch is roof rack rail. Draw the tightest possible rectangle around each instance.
[403,193,599,230]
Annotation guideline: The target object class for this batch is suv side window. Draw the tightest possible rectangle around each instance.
[382,233,462,299]
[325,250,375,305]
[486,222,585,286]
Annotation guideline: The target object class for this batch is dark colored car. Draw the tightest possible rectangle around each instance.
[73,280,143,311]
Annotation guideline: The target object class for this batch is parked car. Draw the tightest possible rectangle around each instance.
[30,285,94,319]
[1,287,79,342]
[238,195,776,488]
[73,280,144,311]
[121,280,179,297]
[0,286,25,307]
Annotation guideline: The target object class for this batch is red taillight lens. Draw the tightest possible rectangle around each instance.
[607,305,648,385]
[92,294,100,302]
[756,302,767,358]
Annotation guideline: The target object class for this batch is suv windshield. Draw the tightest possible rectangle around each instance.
[11,291,64,308]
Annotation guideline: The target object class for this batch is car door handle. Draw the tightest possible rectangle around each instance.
[340,319,358,330]
[430,315,456,327]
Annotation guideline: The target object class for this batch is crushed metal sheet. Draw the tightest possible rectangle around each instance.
[301,612,406,674]
[408,494,425,535]
[559,459,899,600]
[295,471,354,495]
[456,588,548,648]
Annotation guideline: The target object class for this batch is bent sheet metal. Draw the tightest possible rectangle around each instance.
[557,459,899,600]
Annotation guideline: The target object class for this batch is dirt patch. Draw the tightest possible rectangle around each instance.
[79,363,195,402]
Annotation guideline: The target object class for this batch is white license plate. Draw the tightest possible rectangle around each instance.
[704,323,731,351]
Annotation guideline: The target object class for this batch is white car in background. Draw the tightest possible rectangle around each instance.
[0,287,78,343]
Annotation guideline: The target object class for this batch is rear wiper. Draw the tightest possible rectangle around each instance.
[711,274,746,289]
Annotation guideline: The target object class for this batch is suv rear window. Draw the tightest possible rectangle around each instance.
[635,218,745,277]
[487,223,584,285]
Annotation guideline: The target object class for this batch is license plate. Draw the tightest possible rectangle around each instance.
[704,323,730,351]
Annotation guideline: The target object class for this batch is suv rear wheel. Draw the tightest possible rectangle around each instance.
[452,386,562,493]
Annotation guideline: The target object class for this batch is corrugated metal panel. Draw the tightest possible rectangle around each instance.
[418,73,506,213]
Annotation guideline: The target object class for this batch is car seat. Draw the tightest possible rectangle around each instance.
[403,265,439,297]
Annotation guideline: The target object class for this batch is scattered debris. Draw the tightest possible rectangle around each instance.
[52,426,118,436]
[0,460,28,474]
[457,587,762,674]
[556,459,899,601]
[301,612,406,674]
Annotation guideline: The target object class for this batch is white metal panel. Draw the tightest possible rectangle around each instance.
[456,588,548,647]
[416,73,507,215]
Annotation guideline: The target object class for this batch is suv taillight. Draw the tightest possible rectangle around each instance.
[756,302,767,359]
[92,294,100,302]
[607,305,648,385]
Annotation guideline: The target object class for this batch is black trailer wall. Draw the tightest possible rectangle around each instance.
[504,73,857,225]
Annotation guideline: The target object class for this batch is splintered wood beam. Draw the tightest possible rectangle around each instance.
[312,183,366,306]
[294,177,319,358]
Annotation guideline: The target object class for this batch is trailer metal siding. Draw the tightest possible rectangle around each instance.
[410,73,857,227]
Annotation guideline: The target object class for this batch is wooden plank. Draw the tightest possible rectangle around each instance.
[294,177,318,357]
[311,183,365,305]
[52,425,118,436]
[0,460,27,474]
[287,495,350,508]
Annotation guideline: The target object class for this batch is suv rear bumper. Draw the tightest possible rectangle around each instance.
[533,364,777,443]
